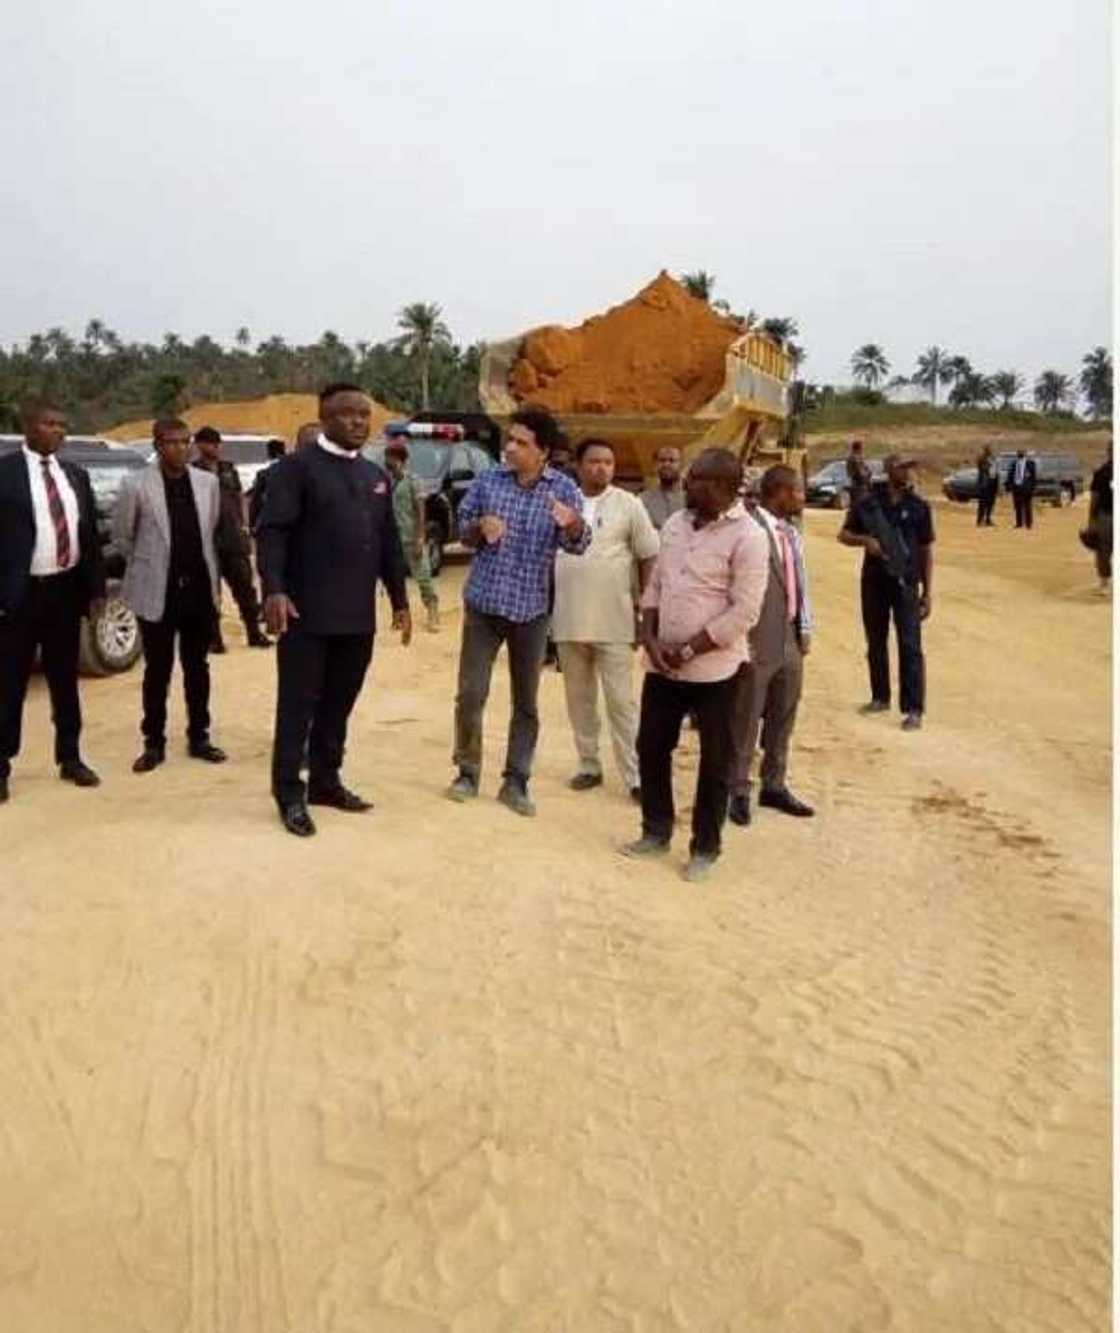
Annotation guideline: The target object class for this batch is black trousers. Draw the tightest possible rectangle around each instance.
[0,572,84,778]
[219,543,263,630]
[861,570,925,715]
[976,484,997,525]
[638,668,740,858]
[138,590,216,751]
[1011,488,1034,529]
[272,626,374,805]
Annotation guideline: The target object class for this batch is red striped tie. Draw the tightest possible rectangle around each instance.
[41,460,72,570]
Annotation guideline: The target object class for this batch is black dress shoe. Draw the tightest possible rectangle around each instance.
[568,772,603,792]
[728,793,752,826]
[247,628,273,648]
[307,785,372,812]
[759,787,815,817]
[59,759,100,788]
[188,743,227,763]
[210,636,227,655]
[133,748,165,774]
[279,802,316,836]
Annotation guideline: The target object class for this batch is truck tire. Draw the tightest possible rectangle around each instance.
[832,489,850,511]
[1057,483,1075,508]
[79,584,141,676]
[425,521,445,578]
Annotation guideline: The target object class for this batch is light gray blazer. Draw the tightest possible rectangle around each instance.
[112,462,221,622]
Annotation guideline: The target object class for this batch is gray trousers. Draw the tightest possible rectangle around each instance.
[453,608,549,783]
[729,621,804,796]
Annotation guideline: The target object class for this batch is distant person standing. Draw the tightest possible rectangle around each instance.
[549,432,578,480]
[257,384,412,838]
[553,438,659,799]
[384,440,440,633]
[623,448,769,883]
[247,438,287,531]
[113,419,228,772]
[838,454,934,732]
[728,465,814,827]
[0,400,106,802]
[639,446,685,531]
[1006,449,1037,529]
[846,439,872,505]
[976,444,998,526]
[448,408,589,816]
[1088,440,1112,596]
[191,427,270,649]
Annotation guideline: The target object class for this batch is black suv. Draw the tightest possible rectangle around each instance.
[942,451,1084,506]
[365,438,496,574]
[0,435,146,674]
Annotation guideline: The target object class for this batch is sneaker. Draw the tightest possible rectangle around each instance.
[683,853,719,883]
[620,835,670,859]
[446,770,479,803]
[859,700,890,715]
[498,778,536,817]
[569,772,604,792]
[901,713,923,731]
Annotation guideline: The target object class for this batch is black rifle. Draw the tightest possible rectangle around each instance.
[860,493,912,586]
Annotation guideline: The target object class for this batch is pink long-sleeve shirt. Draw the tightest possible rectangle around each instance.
[640,502,770,683]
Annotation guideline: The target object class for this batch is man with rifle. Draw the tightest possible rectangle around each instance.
[838,454,934,731]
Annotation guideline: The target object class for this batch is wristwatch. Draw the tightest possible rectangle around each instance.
[679,643,696,663]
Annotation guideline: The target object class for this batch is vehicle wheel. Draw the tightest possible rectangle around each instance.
[832,489,850,510]
[1057,484,1075,508]
[425,522,445,578]
[79,587,141,676]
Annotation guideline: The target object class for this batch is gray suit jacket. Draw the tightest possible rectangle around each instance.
[747,508,792,672]
[112,462,221,622]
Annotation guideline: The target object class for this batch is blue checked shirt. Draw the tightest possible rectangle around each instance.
[459,465,590,622]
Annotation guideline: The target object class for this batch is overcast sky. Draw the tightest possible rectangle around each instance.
[4,0,1110,388]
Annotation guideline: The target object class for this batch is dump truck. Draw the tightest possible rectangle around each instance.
[479,328,804,491]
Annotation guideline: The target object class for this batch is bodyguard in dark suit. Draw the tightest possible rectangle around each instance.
[1006,450,1038,529]
[257,383,412,837]
[0,401,106,801]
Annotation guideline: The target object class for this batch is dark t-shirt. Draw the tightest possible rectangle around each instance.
[846,482,935,584]
[1091,460,1112,516]
[163,472,210,613]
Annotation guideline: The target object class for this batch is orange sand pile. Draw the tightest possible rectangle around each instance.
[508,272,742,415]
[103,393,395,444]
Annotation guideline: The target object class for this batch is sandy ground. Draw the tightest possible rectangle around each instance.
[0,495,1110,1332]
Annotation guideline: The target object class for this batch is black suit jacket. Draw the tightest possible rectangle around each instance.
[1006,457,1037,493]
[0,450,107,617]
[256,446,408,636]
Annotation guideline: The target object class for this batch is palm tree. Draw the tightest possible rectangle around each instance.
[913,345,953,406]
[1079,346,1112,419]
[989,370,1023,410]
[948,371,995,409]
[850,343,890,389]
[395,302,451,410]
[787,343,805,373]
[761,316,800,344]
[1033,370,1073,414]
[680,271,716,302]
[235,326,251,350]
[83,319,107,354]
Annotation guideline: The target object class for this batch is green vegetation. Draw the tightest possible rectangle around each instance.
[805,393,1099,435]
[0,316,483,432]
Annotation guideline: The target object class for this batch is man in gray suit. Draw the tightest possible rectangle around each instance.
[112,419,228,773]
[728,464,814,826]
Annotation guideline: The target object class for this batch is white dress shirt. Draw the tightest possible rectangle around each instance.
[23,445,80,577]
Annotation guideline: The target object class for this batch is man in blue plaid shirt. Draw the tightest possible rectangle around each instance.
[449,408,590,816]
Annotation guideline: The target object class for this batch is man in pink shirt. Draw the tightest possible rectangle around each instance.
[623,448,769,882]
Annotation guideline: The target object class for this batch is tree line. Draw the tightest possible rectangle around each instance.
[849,343,1112,419]
[679,272,1111,422]
[0,302,480,433]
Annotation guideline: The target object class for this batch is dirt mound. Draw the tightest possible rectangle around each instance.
[102,393,395,444]
[508,272,742,415]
